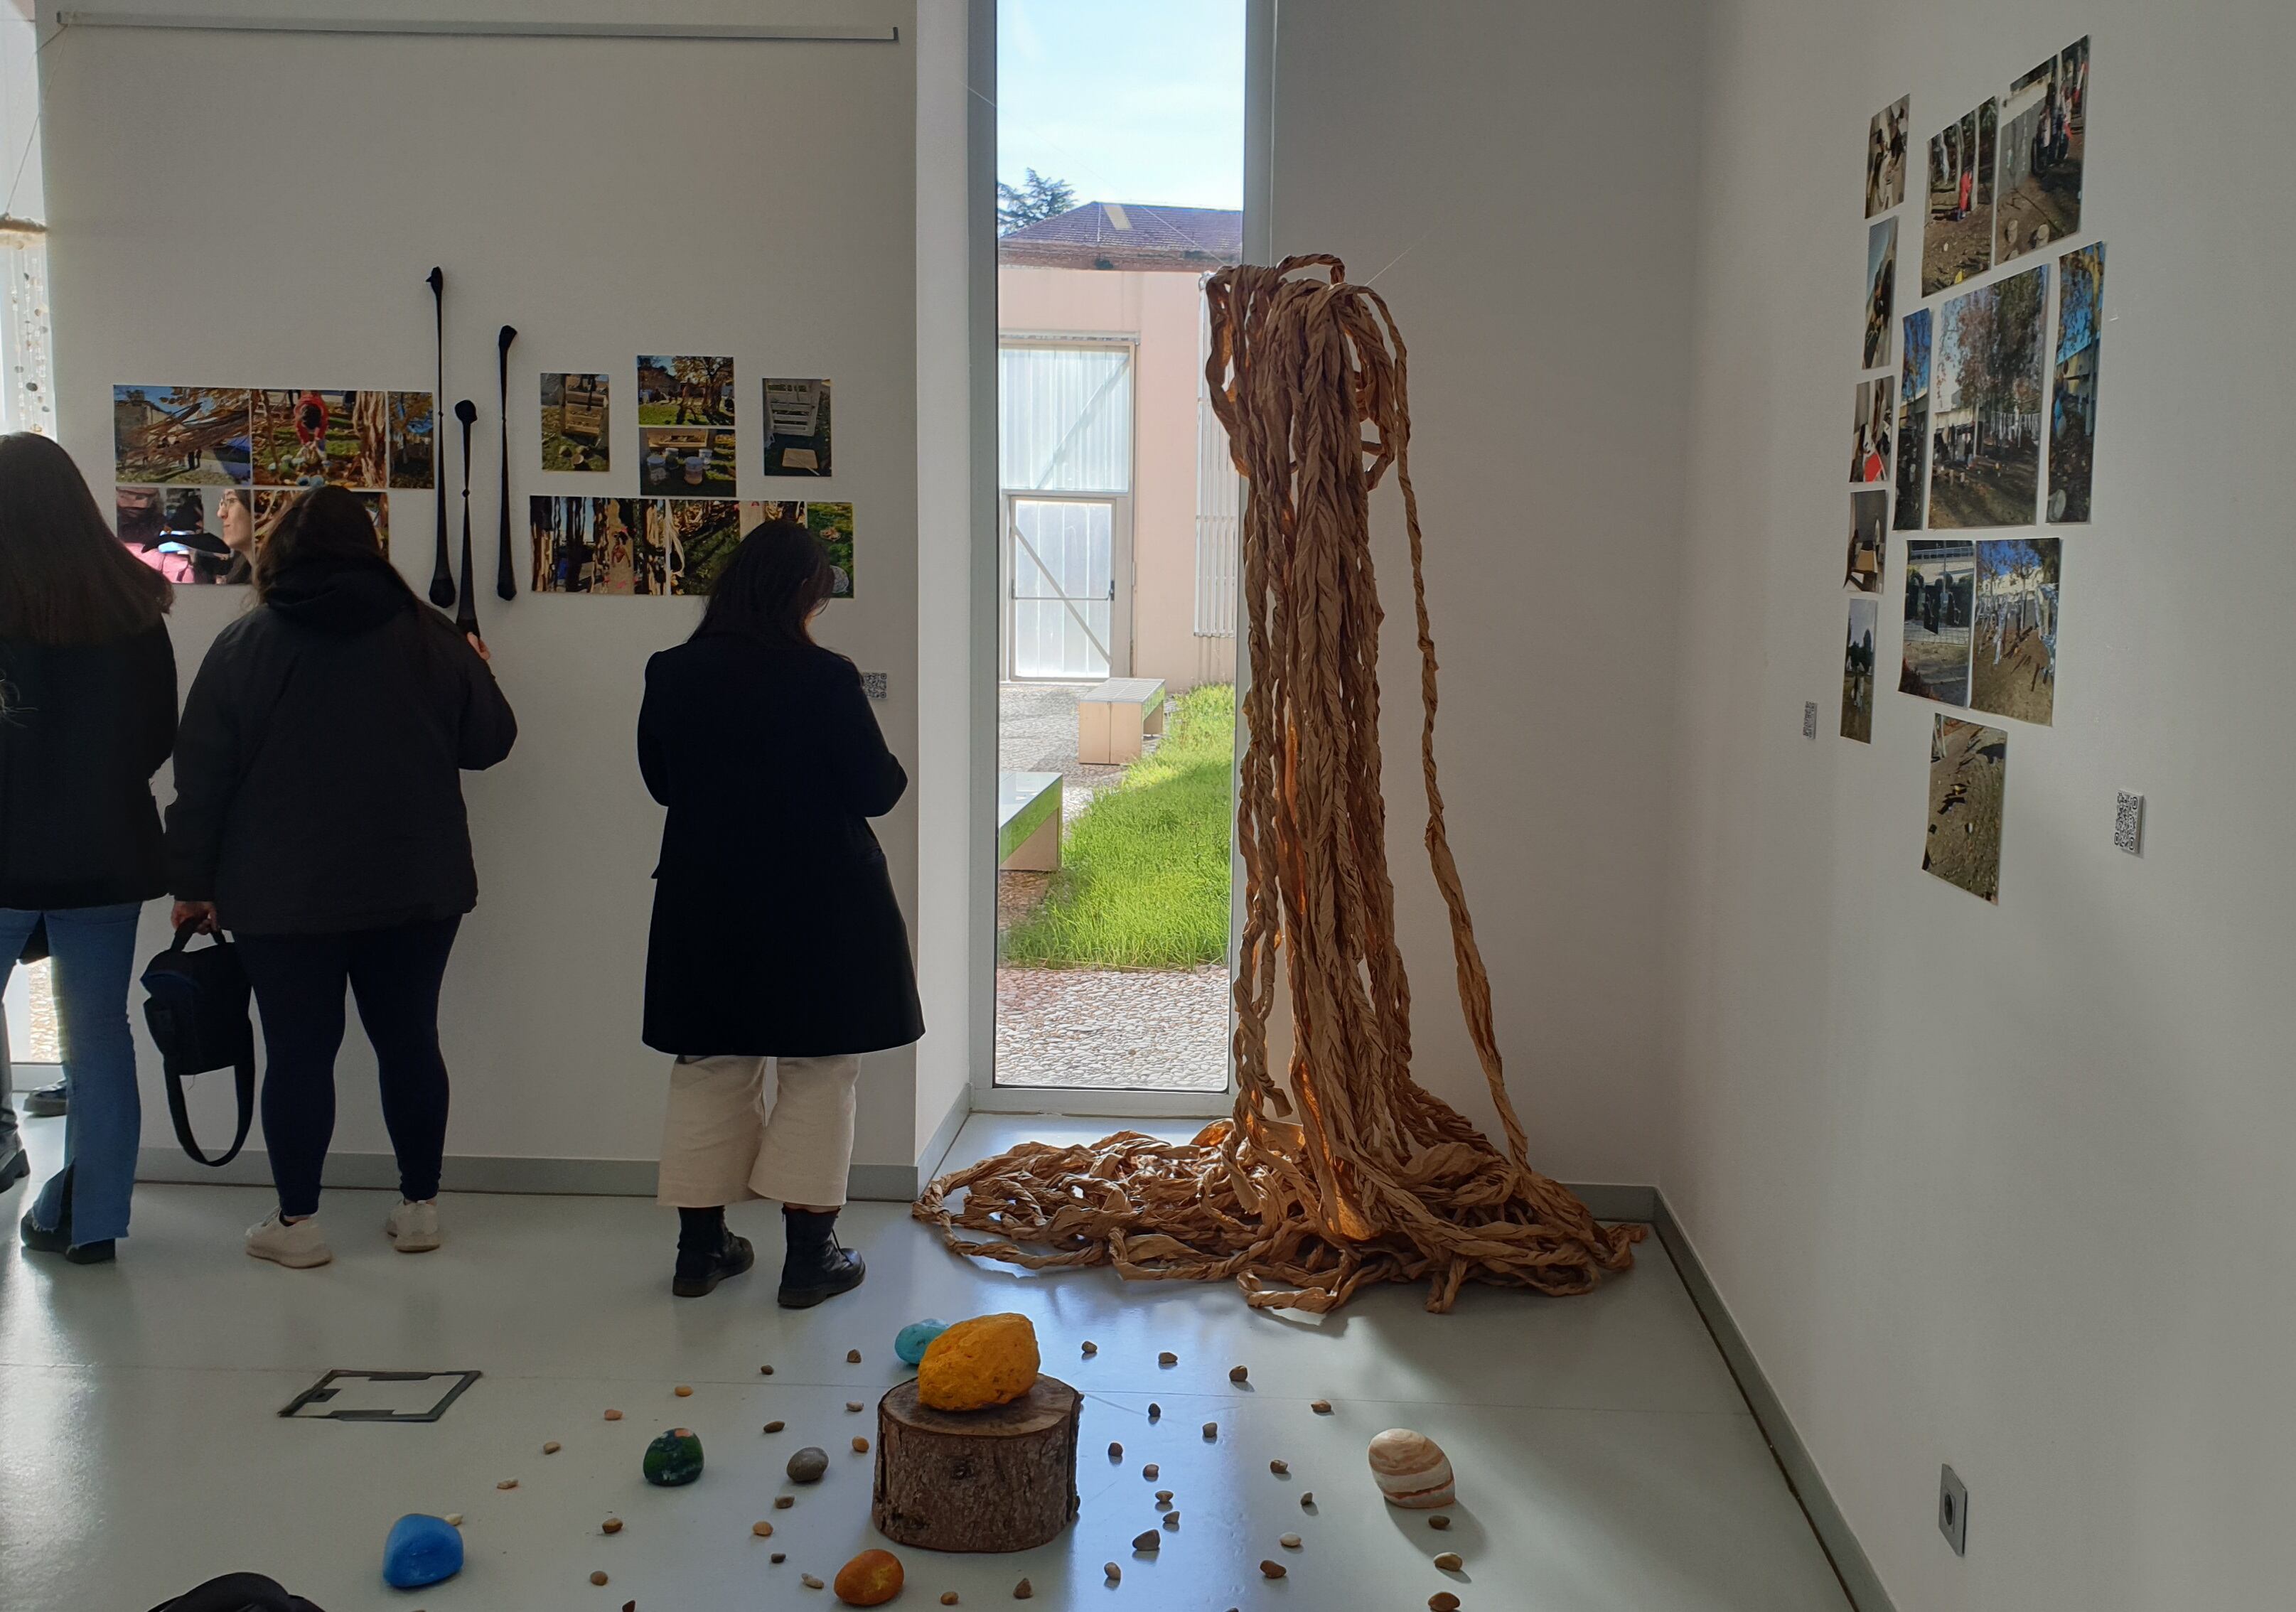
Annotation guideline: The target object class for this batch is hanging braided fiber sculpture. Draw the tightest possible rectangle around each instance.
[916,257,1641,1313]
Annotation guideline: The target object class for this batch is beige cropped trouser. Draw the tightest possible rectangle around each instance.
[655,1053,860,1210]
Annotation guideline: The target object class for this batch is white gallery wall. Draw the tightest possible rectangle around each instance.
[39,0,935,1187]
[1265,0,1705,1186]
[1666,0,2296,1606]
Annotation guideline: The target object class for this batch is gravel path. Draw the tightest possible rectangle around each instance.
[994,964,1230,1092]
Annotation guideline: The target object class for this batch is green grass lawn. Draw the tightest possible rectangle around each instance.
[1002,684,1235,969]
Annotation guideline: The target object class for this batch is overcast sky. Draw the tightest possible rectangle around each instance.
[997,0,1245,212]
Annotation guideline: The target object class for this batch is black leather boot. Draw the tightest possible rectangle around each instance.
[777,1206,864,1309]
[671,1206,754,1299]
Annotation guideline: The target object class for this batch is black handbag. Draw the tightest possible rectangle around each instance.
[140,920,256,1167]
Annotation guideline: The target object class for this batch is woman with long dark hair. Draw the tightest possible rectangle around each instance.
[0,432,178,1264]
[640,519,921,1306]
[167,485,515,1268]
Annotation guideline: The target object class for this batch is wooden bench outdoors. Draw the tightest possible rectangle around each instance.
[1075,677,1166,765]
[997,770,1063,871]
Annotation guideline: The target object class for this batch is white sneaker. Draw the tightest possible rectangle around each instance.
[385,1198,442,1253]
[245,1210,333,1268]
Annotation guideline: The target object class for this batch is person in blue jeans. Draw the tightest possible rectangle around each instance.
[0,432,180,1263]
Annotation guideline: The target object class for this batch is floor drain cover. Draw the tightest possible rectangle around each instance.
[281,1370,482,1422]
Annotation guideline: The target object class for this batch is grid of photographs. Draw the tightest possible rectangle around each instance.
[114,385,426,584]
[530,496,857,602]
[638,355,736,498]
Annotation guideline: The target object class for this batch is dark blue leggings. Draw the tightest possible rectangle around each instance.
[237,918,460,1218]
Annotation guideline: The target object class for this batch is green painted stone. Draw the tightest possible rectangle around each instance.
[643,1426,705,1487]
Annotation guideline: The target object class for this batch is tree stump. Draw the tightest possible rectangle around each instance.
[871,1375,1080,1552]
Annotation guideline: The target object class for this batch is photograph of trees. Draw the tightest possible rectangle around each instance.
[1894,308,1931,531]
[1901,539,1974,706]
[1929,267,2046,530]
[1922,102,1995,295]
[2049,243,2104,523]
[638,356,734,426]
[1997,38,2088,266]
[1971,537,2060,727]
[112,386,252,486]
[387,392,435,490]
[1841,596,1879,743]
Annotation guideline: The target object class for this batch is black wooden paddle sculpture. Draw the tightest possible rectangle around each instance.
[495,324,517,601]
[426,267,455,608]
[453,398,480,636]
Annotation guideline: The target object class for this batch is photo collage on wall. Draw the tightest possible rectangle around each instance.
[113,385,429,584]
[530,358,852,599]
[1839,36,2095,901]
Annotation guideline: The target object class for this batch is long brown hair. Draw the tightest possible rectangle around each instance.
[254,484,398,600]
[692,518,832,645]
[0,432,171,645]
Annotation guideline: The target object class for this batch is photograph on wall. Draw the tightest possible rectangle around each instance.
[1970,537,2059,726]
[761,377,833,475]
[387,392,435,489]
[1840,596,1879,743]
[739,499,805,531]
[540,373,611,473]
[112,386,251,485]
[1921,101,1996,294]
[1997,36,2088,265]
[1852,376,1894,485]
[530,496,667,594]
[1894,308,1931,530]
[252,389,387,488]
[640,426,736,498]
[637,355,734,426]
[2049,243,2104,523]
[1845,489,1888,594]
[1928,267,2046,529]
[806,500,855,597]
[665,500,745,596]
[1924,714,2008,905]
[117,485,234,584]
[357,492,391,557]
[1862,217,1897,370]
[1866,95,1909,217]
[1901,539,1974,705]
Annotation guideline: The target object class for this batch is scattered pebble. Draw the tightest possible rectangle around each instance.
[1280,1532,1302,1549]
[601,1517,623,1535]
[772,1552,786,1564]
[675,1385,692,1397]
[761,1365,775,1375]
[1434,1551,1464,1571]
[788,1446,830,1483]
[1270,1459,1289,1474]
[801,1573,825,1589]
[1301,1493,1315,1508]
[941,1596,960,1606]
[495,1479,517,1490]
[1260,1560,1288,1579]
[1104,1563,1121,1582]
[847,1349,863,1363]
[847,1402,864,1413]
[1147,1404,1162,1422]
[1080,1341,1098,1355]
[1428,1514,1452,1530]
[1132,1530,1161,1552]
[1142,1463,1159,1480]
[1310,1399,1332,1414]
[1108,1441,1124,1459]
[1155,1490,1174,1504]
[590,1571,608,1586]
[604,1409,623,1421]
[1164,1512,1181,1529]
[542,1441,561,1454]
[764,1421,786,1434]
[1013,1579,1034,1599]
[1202,1422,1218,1439]
[852,1436,871,1454]
[753,1521,775,1537]
[1158,1352,1177,1367]
[1430,1596,1461,1612]
[1230,1365,1250,1383]
[775,1495,795,1510]
[443,1514,462,1527]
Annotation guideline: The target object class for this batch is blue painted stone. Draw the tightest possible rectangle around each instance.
[382,1513,463,1589]
[894,1318,950,1367]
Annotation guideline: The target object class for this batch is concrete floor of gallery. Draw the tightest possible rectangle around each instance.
[0,1113,1850,1611]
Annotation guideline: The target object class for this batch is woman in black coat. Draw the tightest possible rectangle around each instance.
[640,518,921,1306]
[0,432,178,1264]
[167,487,515,1270]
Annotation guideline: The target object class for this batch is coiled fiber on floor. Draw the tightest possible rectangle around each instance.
[916,257,1641,1313]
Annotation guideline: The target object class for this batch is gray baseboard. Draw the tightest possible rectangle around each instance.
[1561,1179,1658,1223]
[1649,1191,1896,1612]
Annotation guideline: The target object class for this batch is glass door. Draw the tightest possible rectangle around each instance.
[1007,493,1126,681]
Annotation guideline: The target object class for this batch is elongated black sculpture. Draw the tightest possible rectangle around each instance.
[495,324,518,600]
[453,398,480,635]
[426,268,455,608]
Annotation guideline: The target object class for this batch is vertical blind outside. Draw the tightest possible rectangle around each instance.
[1193,279,1240,638]
[999,344,1133,493]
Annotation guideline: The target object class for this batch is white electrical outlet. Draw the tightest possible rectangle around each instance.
[2114,791,2143,855]
[1938,1464,1969,1557]
[1802,702,1818,740]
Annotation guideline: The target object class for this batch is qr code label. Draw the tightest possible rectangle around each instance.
[1802,702,1818,739]
[2113,792,2143,856]
[862,671,888,702]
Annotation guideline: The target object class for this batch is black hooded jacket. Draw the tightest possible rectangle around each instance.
[166,557,517,935]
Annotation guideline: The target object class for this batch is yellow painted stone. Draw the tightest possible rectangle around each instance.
[917,1313,1040,1412]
